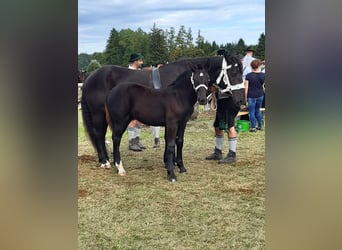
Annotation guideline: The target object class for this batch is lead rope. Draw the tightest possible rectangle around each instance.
[210,92,217,110]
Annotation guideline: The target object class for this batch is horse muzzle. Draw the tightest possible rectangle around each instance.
[198,97,208,105]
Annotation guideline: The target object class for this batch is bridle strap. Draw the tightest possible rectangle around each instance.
[215,57,244,94]
[220,82,244,93]
[216,58,231,85]
[191,73,208,91]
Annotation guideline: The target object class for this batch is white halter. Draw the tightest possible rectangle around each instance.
[215,57,244,94]
[191,72,208,91]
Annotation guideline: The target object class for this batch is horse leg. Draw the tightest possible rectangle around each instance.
[163,131,168,168]
[112,133,126,176]
[163,130,176,168]
[93,113,111,168]
[112,119,130,176]
[175,122,187,174]
[165,124,177,182]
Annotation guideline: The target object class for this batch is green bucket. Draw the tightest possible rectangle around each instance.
[236,120,250,132]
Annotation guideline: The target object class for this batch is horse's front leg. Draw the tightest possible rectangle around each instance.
[112,129,126,176]
[163,129,176,168]
[165,125,177,182]
[175,122,187,174]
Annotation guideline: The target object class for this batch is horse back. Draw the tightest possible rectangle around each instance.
[84,66,152,90]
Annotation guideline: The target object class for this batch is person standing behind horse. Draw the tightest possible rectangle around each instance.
[127,53,161,150]
[244,59,265,132]
[205,49,240,164]
[150,63,163,148]
[242,46,256,79]
[127,53,146,151]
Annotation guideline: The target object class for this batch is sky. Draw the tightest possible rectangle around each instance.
[78,0,265,54]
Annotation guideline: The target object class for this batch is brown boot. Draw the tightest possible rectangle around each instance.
[205,148,222,160]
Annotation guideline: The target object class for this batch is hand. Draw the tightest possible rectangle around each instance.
[209,85,218,92]
[240,105,248,111]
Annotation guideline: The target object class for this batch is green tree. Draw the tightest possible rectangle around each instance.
[254,33,265,60]
[236,38,247,55]
[149,23,168,65]
[175,25,187,51]
[78,53,91,70]
[104,28,123,65]
[201,40,215,55]
[186,27,193,48]
[195,30,204,49]
[166,27,176,62]
[100,25,265,64]
[86,59,101,74]
[118,28,150,66]
[92,52,105,65]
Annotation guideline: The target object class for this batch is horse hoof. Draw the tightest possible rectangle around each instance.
[168,177,177,182]
[99,161,111,169]
[180,171,187,174]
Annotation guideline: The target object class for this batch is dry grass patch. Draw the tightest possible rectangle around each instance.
[78,110,265,249]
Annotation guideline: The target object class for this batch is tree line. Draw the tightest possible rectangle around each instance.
[78,24,265,72]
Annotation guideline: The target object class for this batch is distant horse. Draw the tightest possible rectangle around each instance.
[81,53,244,168]
[105,62,210,182]
[78,70,87,83]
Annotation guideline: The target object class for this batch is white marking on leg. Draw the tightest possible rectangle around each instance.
[115,161,126,176]
[100,160,111,169]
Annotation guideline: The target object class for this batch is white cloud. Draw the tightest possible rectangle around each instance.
[78,0,265,54]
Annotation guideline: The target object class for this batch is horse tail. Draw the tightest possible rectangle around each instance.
[81,94,97,149]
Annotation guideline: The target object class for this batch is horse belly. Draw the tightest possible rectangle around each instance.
[131,98,166,126]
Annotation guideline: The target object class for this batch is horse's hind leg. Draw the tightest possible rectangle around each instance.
[93,113,110,168]
[175,123,187,174]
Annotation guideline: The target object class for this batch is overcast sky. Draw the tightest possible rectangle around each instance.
[78,0,265,54]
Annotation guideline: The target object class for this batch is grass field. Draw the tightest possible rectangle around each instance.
[78,109,265,249]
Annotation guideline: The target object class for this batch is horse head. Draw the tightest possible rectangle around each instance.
[189,60,210,105]
[215,54,245,109]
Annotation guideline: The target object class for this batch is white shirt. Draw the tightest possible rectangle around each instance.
[242,54,255,79]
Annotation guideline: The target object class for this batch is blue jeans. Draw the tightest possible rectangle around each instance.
[247,96,264,129]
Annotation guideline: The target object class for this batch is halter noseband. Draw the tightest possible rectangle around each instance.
[191,72,208,91]
[215,57,244,94]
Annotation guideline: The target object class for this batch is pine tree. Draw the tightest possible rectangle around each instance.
[149,23,168,65]
[104,28,123,65]
[255,33,265,61]
[86,59,101,74]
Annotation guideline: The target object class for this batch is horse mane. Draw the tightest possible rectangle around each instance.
[167,70,193,88]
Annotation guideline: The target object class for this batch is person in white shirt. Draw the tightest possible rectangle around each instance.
[127,53,146,151]
[242,47,256,80]
[127,53,161,150]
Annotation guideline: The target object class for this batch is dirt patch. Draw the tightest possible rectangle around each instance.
[78,154,97,164]
[78,189,88,198]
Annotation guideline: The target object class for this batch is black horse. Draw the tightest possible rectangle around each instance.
[105,62,210,182]
[81,53,244,168]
